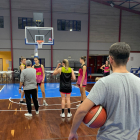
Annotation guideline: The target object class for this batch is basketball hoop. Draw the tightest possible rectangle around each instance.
[36,40,44,49]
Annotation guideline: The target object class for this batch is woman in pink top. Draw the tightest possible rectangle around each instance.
[76,56,87,107]
[100,60,110,76]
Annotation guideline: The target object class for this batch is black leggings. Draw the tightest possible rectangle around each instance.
[24,89,39,113]
[104,72,110,77]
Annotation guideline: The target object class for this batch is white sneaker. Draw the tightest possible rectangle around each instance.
[43,101,48,106]
[24,113,32,117]
[76,104,81,107]
[60,113,65,118]
[36,111,39,115]
[67,113,72,118]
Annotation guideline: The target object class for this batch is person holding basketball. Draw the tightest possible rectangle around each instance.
[69,42,140,140]
[76,56,87,107]
[19,57,26,104]
[100,60,110,76]
[53,59,76,118]
[32,57,48,106]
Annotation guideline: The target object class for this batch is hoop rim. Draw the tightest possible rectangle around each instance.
[36,40,44,44]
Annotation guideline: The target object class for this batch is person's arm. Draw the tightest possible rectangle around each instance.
[41,65,45,82]
[20,65,24,72]
[53,63,61,75]
[68,98,94,139]
[71,69,76,81]
[80,66,86,87]
[19,71,24,94]
[68,80,107,140]
[100,65,105,70]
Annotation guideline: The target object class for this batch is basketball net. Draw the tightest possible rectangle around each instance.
[37,40,44,49]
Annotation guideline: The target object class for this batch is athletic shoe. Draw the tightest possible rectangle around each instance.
[43,101,48,106]
[76,104,81,107]
[36,111,39,115]
[19,101,26,104]
[67,113,72,118]
[24,113,32,117]
[60,113,65,118]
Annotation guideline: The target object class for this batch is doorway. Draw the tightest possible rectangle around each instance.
[0,58,3,71]
[89,55,108,74]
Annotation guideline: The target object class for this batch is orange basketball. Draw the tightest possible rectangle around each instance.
[83,105,107,128]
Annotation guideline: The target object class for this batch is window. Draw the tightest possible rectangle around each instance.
[57,19,81,31]
[18,17,44,29]
[0,16,4,28]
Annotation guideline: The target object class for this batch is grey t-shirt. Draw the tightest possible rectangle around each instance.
[20,68,37,90]
[87,73,140,140]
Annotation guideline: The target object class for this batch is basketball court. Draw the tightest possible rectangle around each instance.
[0,0,140,139]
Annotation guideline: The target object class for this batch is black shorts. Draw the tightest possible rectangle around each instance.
[37,83,41,87]
[104,72,110,77]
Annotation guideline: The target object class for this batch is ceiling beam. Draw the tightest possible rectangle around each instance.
[119,0,129,6]
[91,0,140,15]
[131,3,140,9]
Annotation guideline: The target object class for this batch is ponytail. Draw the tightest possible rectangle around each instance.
[81,56,86,62]
[63,59,69,70]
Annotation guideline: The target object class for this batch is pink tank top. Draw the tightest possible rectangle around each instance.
[77,64,87,85]
[34,64,43,83]
[104,65,110,73]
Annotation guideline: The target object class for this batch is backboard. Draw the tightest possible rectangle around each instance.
[33,12,43,23]
[25,27,54,45]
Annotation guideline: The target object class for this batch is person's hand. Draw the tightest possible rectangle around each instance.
[19,89,22,94]
[80,83,82,88]
[68,132,78,140]
[57,63,61,68]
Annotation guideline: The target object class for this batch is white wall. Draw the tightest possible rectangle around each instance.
[0,0,140,70]
[52,0,88,67]
[127,53,140,71]
[121,11,140,51]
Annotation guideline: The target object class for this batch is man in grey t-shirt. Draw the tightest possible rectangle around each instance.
[19,60,39,117]
[69,42,140,140]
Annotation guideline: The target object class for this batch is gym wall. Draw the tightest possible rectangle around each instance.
[0,0,140,70]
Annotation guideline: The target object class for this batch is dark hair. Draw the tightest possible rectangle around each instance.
[21,56,26,61]
[34,57,39,60]
[81,56,86,62]
[109,42,131,66]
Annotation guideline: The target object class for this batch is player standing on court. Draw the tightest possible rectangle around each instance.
[53,59,76,118]
[76,56,87,107]
[19,57,26,104]
[32,57,48,106]
[100,60,110,76]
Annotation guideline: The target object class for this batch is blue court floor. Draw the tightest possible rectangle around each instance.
[0,82,95,100]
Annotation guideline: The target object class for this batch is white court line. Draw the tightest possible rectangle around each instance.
[0,85,5,92]
[9,97,81,106]
[0,108,77,112]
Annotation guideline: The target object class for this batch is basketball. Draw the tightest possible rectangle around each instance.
[83,105,107,128]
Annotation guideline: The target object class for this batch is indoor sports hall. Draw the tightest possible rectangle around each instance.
[0,0,140,140]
